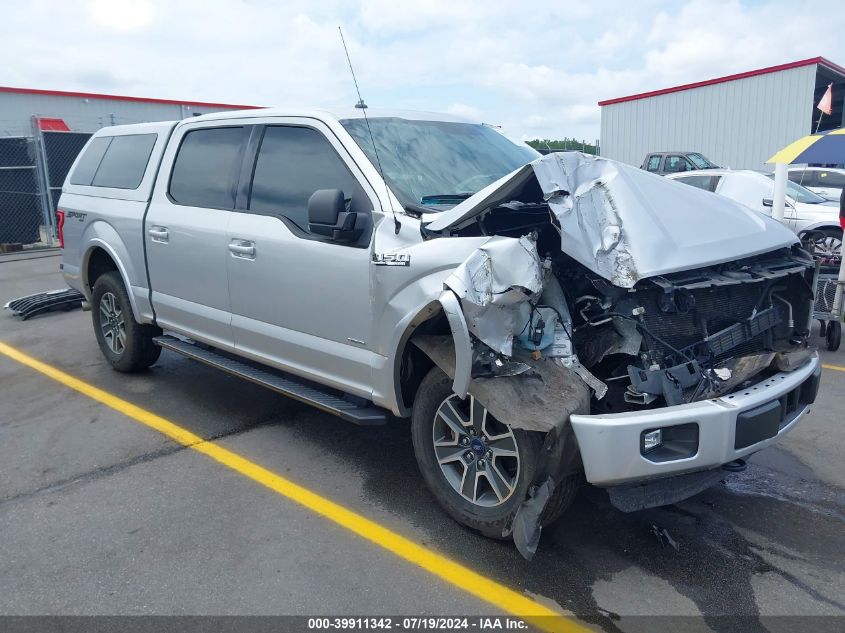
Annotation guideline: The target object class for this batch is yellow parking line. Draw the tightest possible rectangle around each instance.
[0,340,589,633]
[823,364,845,372]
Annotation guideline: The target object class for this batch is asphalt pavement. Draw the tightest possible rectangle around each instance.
[1,252,844,633]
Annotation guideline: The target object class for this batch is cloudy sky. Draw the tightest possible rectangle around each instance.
[2,0,845,141]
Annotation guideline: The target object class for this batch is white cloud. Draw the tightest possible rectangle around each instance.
[445,103,484,120]
[0,0,843,141]
[87,0,155,31]
[358,0,480,32]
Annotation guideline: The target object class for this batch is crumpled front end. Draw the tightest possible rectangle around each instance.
[443,234,543,357]
[425,152,799,286]
[422,152,817,415]
[416,152,819,558]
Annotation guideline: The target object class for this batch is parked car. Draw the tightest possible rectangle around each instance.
[787,166,845,201]
[58,110,820,554]
[667,168,843,257]
[641,151,719,175]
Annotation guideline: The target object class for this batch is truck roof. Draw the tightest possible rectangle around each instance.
[65,108,493,205]
[184,106,478,125]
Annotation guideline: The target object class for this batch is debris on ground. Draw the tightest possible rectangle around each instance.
[651,523,680,551]
[5,288,84,320]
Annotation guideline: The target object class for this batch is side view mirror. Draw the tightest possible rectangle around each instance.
[307,189,362,243]
[762,198,795,210]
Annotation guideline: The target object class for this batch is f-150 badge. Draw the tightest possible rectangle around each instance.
[373,253,411,266]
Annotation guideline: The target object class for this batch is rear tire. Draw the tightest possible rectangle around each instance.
[826,321,842,352]
[92,271,162,372]
[411,366,578,539]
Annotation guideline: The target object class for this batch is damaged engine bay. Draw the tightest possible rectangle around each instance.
[423,153,817,419]
[412,152,818,559]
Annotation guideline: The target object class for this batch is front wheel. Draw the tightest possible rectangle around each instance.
[411,366,578,539]
[809,228,843,259]
[92,271,162,372]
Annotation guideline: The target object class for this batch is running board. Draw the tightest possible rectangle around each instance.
[153,335,388,426]
[5,288,84,320]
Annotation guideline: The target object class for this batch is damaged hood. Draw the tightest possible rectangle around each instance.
[425,153,798,288]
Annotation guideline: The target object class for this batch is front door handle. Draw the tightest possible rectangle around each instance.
[148,226,169,243]
[228,239,255,259]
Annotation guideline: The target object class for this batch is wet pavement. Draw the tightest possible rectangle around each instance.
[1,252,844,632]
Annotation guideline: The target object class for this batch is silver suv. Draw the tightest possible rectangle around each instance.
[58,109,821,556]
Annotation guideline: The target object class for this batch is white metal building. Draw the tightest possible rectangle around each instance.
[599,57,845,170]
[0,86,259,247]
[0,85,258,137]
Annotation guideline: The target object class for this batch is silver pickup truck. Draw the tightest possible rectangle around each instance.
[58,108,821,556]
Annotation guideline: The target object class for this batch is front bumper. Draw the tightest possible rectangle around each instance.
[570,354,821,486]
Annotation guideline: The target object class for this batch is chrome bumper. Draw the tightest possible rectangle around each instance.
[570,354,821,486]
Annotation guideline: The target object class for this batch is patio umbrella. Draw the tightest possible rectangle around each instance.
[767,127,845,164]
[768,127,845,331]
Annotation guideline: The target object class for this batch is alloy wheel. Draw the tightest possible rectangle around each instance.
[99,291,126,355]
[813,233,843,258]
[431,394,520,507]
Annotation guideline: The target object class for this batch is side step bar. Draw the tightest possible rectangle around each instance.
[153,335,388,426]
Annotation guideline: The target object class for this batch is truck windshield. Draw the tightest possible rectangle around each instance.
[688,153,717,169]
[340,117,538,211]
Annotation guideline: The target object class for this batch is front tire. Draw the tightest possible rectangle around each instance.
[411,366,578,538]
[809,228,843,259]
[92,271,162,372]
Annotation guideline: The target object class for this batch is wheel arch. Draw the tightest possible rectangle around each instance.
[82,241,142,322]
[390,292,471,417]
[798,222,843,234]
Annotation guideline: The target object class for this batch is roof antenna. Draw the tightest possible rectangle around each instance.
[338,26,401,235]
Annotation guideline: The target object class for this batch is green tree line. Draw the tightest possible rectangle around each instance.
[526,138,598,154]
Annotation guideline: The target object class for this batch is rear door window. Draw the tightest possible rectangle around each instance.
[817,170,845,187]
[70,134,158,189]
[248,125,367,230]
[664,155,693,173]
[789,170,817,187]
[169,126,248,209]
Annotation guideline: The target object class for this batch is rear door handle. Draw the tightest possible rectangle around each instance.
[148,226,169,243]
[228,239,255,259]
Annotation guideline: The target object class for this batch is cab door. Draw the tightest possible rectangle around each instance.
[145,123,249,350]
[226,120,381,397]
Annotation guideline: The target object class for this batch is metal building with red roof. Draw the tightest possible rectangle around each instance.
[0,85,258,137]
[598,57,845,170]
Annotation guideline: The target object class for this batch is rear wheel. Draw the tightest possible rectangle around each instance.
[92,271,162,372]
[826,321,842,351]
[411,366,578,538]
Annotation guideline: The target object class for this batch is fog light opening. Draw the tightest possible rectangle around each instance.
[642,429,662,452]
[640,423,699,463]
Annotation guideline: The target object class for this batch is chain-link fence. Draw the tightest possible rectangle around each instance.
[0,135,43,250]
[0,118,92,252]
[42,131,92,217]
